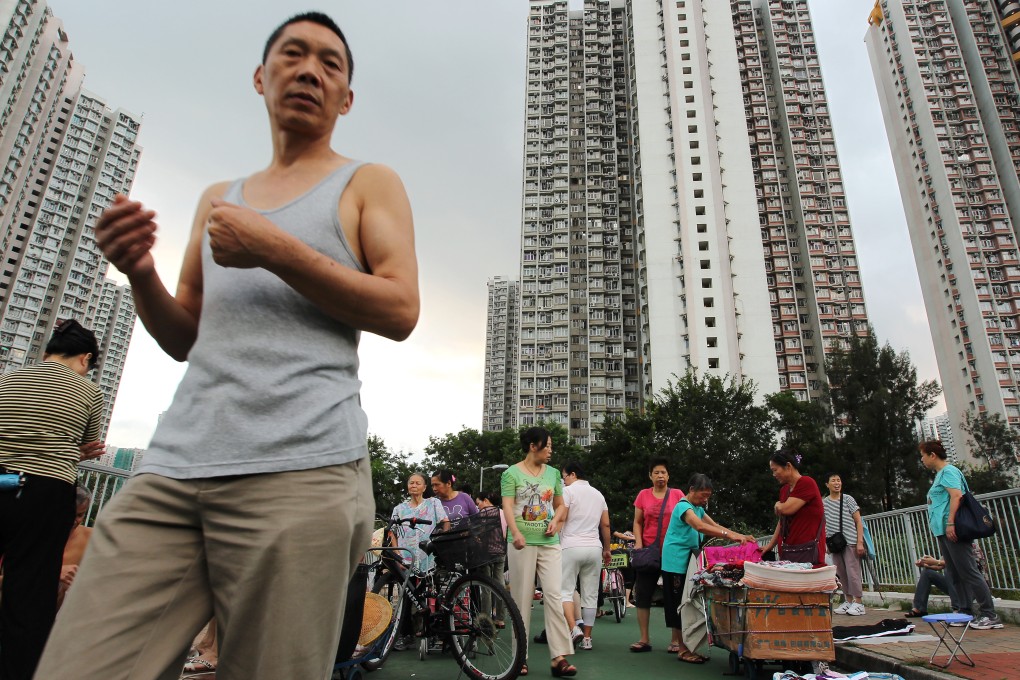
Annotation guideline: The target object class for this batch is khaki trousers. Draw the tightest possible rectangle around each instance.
[34,459,374,680]
[507,544,574,661]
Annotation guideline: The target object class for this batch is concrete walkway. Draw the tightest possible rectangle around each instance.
[834,594,1020,680]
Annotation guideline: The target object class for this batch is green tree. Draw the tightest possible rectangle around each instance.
[766,390,833,469]
[959,411,1019,492]
[421,422,584,497]
[368,434,415,516]
[825,330,941,512]
[587,371,778,534]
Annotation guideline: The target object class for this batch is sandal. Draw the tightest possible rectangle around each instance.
[629,641,652,653]
[182,658,217,674]
[903,608,928,618]
[494,619,506,629]
[520,663,528,676]
[677,650,708,664]
[551,658,577,677]
[666,643,681,654]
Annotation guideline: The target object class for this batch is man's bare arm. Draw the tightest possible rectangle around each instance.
[130,185,224,360]
[207,165,419,340]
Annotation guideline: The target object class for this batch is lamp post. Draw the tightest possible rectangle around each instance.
[479,464,509,494]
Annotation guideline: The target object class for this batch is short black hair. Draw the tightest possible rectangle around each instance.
[648,457,670,475]
[919,440,947,460]
[263,11,354,83]
[563,461,585,479]
[770,447,801,470]
[520,426,551,453]
[687,473,713,492]
[45,319,99,370]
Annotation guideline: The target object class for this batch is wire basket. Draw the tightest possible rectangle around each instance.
[607,550,629,569]
[429,509,506,571]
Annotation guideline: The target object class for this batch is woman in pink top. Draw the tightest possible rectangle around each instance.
[629,457,685,653]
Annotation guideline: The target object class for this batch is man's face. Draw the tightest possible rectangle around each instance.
[255,21,354,134]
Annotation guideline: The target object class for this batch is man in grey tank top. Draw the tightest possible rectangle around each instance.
[36,12,419,680]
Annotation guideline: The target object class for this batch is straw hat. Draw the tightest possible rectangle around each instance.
[359,592,394,647]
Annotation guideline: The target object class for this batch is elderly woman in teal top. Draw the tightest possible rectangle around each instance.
[919,440,1003,630]
[661,474,755,663]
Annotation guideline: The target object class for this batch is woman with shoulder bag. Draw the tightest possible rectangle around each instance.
[760,449,825,567]
[919,440,1003,630]
[823,473,865,615]
[628,457,685,653]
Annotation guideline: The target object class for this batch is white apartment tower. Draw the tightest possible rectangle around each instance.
[1,0,140,433]
[866,0,1020,451]
[482,276,521,432]
[517,0,869,443]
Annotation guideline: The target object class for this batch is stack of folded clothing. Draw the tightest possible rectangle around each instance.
[740,560,838,592]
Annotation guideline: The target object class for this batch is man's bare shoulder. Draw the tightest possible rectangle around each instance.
[201,181,233,203]
[348,163,406,196]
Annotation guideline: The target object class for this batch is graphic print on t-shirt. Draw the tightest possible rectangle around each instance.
[520,480,553,523]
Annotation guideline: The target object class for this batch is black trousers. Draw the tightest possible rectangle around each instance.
[0,472,76,680]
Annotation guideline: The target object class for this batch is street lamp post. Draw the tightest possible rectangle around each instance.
[479,464,509,494]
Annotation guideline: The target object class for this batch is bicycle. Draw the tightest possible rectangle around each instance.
[364,513,527,680]
[601,549,628,622]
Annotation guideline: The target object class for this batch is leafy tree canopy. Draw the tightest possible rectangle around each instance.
[825,329,941,511]
[586,371,778,535]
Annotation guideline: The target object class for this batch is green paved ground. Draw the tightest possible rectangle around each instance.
[362,599,746,680]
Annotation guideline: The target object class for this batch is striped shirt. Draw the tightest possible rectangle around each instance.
[0,361,105,484]
[822,493,860,545]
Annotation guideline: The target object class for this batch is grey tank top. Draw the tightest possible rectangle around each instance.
[139,161,370,478]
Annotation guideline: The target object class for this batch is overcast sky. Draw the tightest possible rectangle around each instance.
[44,0,941,456]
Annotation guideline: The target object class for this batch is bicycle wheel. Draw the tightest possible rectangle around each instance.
[443,573,526,680]
[361,571,408,672]
[609,570,626,622]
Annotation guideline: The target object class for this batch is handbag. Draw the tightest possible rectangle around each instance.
[780,511,824,565]
[825,494,848,554]
[631,488,672,573]
[954,477,997,541]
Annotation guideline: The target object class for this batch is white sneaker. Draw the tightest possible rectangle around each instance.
[847,603,866,616]
[571,626,584,644]
[969,616,1004,630]
[580,637,593,650]
[833,602,850,615]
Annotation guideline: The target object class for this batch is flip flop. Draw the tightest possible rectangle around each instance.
[520,663,528,676]
[678,650,708,664]
[629,641,652,653]
[666,643,681,654]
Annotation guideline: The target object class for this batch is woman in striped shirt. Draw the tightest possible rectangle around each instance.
[0,319,105,680]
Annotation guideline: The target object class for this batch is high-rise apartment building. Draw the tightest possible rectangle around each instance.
[516,0,869,444]
[1,0,140,435]
[866,0,1020,452]
[919,411,959,460]
[482,276,521,432]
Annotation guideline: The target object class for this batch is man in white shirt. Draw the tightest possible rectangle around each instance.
[558,462,611,650]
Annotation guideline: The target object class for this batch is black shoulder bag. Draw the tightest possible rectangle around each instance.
[825,495,848,554]
[631,488,671,573]
[954,476,997,542]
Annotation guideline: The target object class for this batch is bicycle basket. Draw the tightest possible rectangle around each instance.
[429,510,506,570]
[607,550,629,569]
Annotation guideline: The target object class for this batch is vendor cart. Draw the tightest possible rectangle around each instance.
[705,586,834,679]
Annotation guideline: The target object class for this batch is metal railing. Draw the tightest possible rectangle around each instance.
[77,461,131,526]
[862,487,1020,592]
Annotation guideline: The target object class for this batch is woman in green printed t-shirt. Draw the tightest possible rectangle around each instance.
[501,427,577,678]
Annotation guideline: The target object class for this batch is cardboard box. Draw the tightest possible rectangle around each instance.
[708,587,835,662]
